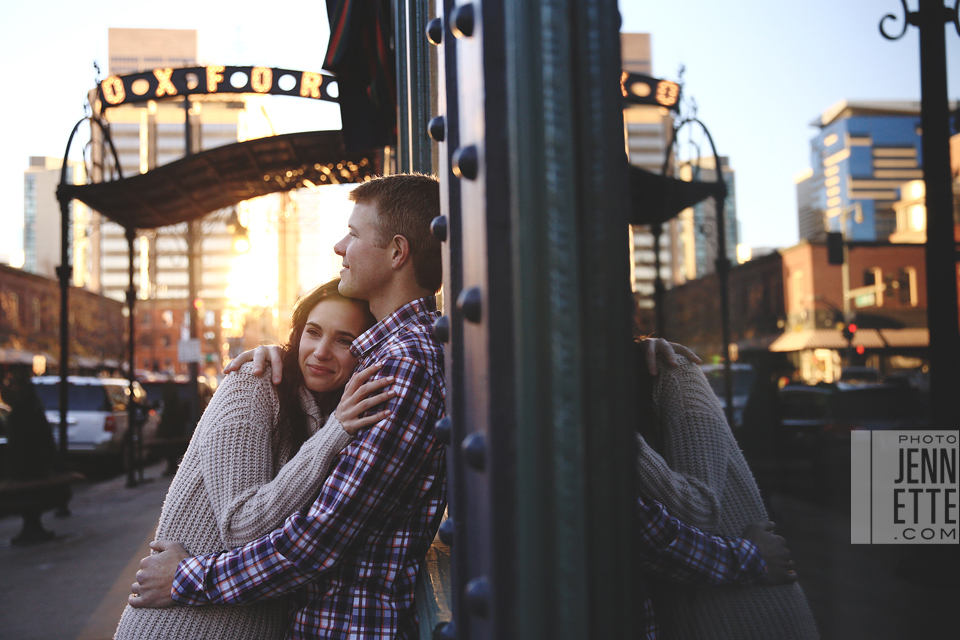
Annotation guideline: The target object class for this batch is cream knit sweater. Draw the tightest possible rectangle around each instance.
[637,357,819,640]
[114,363,353,640]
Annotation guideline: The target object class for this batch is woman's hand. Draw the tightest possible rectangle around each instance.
[223,345,285,384]
[639,338,701,375]
[335,362,396,436]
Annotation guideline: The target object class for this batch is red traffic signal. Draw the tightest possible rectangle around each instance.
[842,322,858,341]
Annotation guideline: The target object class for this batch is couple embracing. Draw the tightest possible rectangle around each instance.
[117,173,446,640]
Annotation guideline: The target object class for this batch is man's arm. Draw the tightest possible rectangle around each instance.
[135,357,443,608]
[637,496,796,587]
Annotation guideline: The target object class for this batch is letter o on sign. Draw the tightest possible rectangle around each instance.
[252,67,273,93]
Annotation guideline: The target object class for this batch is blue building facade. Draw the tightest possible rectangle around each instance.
[796,101,933,242]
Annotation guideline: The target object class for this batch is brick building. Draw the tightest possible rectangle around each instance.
[0,265,125,377]
[661,241,933,384]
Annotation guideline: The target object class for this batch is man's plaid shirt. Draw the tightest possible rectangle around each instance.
[173,297,446,640]
[636,496,767,639]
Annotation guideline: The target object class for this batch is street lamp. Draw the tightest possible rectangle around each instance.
[879,1,960,428]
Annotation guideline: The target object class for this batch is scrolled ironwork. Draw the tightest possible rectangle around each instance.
[952,0,959,37]
[879,0,916,40]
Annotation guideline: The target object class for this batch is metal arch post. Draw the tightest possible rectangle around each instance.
[879,0,960,427]
[125,227,140,488]
[54,117,89,468]
[661,117,734,425]
[55,115,125,469]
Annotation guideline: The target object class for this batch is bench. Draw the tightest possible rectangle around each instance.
[0,472,84,545]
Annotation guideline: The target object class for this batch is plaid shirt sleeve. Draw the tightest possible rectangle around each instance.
[637,496,767,587]
[171,355,443,606]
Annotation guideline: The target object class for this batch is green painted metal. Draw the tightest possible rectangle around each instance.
[505,0,638,638]
[393,0,410,172]
[395,0,434,173]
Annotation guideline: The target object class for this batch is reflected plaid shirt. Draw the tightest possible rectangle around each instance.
[173,297,446,640]
[636,496,767,639]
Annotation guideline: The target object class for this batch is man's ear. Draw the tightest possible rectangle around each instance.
[389,235,411,270]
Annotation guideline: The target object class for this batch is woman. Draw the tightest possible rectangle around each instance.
[115,279,391,640]
[634,343,819,640]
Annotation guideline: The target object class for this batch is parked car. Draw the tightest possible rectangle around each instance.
[699,363,756,428]
[779,382,931,455]
[839,366,881,384]
[138,375,215,440]
[32,376,158,469]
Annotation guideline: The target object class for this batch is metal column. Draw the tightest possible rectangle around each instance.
[432,0,639,637]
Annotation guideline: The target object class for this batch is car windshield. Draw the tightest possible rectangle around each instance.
[830,387,928,421]
[34,383,114,412]
[780,390,832,420]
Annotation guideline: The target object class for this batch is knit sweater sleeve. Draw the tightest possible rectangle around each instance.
[198,365,353,548]
[636,356,729,531]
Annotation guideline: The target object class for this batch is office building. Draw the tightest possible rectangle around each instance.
[795,101,928,243]
[678,155,739,280]
[621,33,681,312]
[88,28,280,375]
[22,157,93,287]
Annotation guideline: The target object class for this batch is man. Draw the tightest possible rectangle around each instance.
[131,173,446,640]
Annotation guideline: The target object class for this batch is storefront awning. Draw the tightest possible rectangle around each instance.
[628,165,725,226]
[769,328,929,352]
[57,130,379,230]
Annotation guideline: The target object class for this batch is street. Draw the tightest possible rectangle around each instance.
[0,464,957,639]
[0,463,171,640]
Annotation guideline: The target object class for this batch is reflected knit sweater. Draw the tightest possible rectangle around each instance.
[637,357,819,640]
[114,363,353,640]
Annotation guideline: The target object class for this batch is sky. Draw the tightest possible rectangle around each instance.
[1,0,958,260]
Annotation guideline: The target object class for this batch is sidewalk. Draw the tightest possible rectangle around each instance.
[0,464,173,640]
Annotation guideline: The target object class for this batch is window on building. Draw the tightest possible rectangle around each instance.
[861,267,884,308]
[792,270,804,312]
[32,299,41,332]
[899,267,918,306]
[6,293,20,328]
[161,335,172,348]
[141,312,151,325]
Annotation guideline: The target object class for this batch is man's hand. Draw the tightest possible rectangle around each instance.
[128,540,190,608]
[222,345,285,384]
[741,521,797,585]
[639,338,702,375]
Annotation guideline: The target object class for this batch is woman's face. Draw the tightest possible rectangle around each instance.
[298,298,369,393]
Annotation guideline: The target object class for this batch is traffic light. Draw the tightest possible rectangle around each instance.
[826,232,844,265]
[842,322,858,342]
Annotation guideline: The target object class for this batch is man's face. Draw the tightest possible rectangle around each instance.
[333,201,393,301]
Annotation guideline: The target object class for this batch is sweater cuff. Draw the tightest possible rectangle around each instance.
[324,413,355,443]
